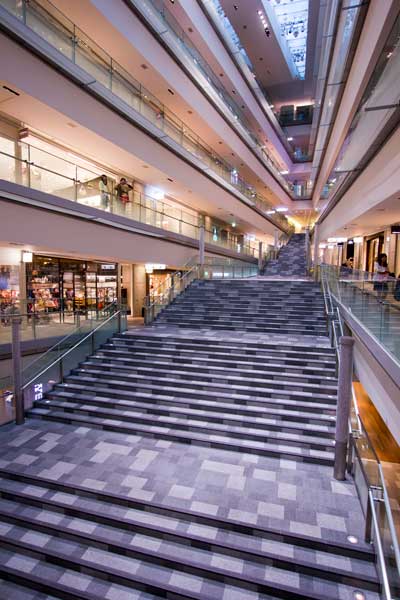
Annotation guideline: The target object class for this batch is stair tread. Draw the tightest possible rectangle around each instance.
[84,359,338,386]
[29,408,335,463]
[60,379,337,411]
[99,348,337,373]
[70,368,338,398]
[34,398,335,448]
[0,479,378,588]
[47,389,336,432]
[54,382,337,417]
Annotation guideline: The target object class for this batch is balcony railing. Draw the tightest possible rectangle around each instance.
[128,0,309,197]
[0,137,261,259]
[0,0,293,230]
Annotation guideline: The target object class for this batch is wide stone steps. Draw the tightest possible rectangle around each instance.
[155,319,327,336]
[164,304,326,328]
[29,406,334,464]
[68,367,338,400]
[0,470,379,600]
[32,397,335,455]
[50,382,337,423]
[113,336,336,364]
[168,304,326,316]
[85,357,338,388]
[91,354,337,384]
[46,388,336,435]
[98,347,337,377]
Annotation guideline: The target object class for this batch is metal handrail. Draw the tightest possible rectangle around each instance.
[369,489,392,600]
[320,266,400,596]
[21,309,124,391]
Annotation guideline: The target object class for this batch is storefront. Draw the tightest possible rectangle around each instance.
[26,255,118,314]
[147,267,180,302]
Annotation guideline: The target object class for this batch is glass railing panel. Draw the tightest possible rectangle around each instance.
[30,145,77,180]
[1,0,23,18]
[29,164,76,201]
[75,30,112,89]
[0,0,292,228]
[111,69,141,111]
[25,0,74,61]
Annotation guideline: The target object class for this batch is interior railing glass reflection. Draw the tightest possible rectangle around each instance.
[130,0,311,195]
[0,0,292,227]
[321,264,400,366]
[321,11,400,209]
[0,137,261,259]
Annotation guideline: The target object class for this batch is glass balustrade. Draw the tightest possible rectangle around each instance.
[132,0,307,196]
[0,0,294,226]
[0,135,261,258]
[321,11,400,206]
[321,265,400,365]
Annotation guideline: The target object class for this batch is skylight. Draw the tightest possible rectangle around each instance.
[265,0,309,79]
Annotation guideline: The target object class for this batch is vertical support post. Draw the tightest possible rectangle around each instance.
[313,223,320,281]
[258,241,263,274]
[334,336,355,480]
[12,316,24,425]
[274,229,279,251]
[305,227,310,273]
[199,224,205,278]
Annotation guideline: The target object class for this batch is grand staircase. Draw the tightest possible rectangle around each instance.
[155,279,327,337]
[263,233,307,277]
[0,273,380,598]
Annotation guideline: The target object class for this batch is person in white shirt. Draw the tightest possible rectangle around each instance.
[373,253,389,302]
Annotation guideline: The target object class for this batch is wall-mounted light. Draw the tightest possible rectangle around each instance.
[231,221,236,227]
[22,251,33,263]
[276,207,288,212]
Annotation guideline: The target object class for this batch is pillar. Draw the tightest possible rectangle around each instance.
[132,265,147,317]
[274,229,279,250]
[334,336,355,480]
[199,225,205,267]
[258,241,263,273]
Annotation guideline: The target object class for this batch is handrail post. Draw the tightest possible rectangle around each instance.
[258,241,263,274]
[199,224,205,278]
[12,315,24,425]
[334,336,355,480]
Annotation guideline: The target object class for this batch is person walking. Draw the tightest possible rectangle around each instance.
[99,175,110,211]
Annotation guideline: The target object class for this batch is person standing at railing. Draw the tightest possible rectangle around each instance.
[99,175,111,211]
[115,177,133,214]
[373,253,389,303]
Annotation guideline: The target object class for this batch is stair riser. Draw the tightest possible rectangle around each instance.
[46,392,336,437]
[90,351,336,385]
[29,411,335,466]
[54,385,336,420]
[64,377,338,410]
[34,401,334,452]
[71,369,337,398]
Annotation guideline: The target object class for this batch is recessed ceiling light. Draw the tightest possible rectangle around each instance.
[142,165,149,169]
[167,88,175,95]
[276,207,288,212]
[140,64,148,70]
[188,27,193,33]
[167,178,173,182]
[287,137,294,141]
[187,110,193,114]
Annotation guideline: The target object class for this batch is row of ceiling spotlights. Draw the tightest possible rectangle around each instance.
[257,10,271,37]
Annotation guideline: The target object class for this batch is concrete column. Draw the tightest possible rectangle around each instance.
[334,336,355,480]
[12,316,24,425]
[313,223,320,277]
[18,260,27,312]
[258,241,263,273]
[132,264,146,317]
[199,225,205,267]
[274,229,279,250]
